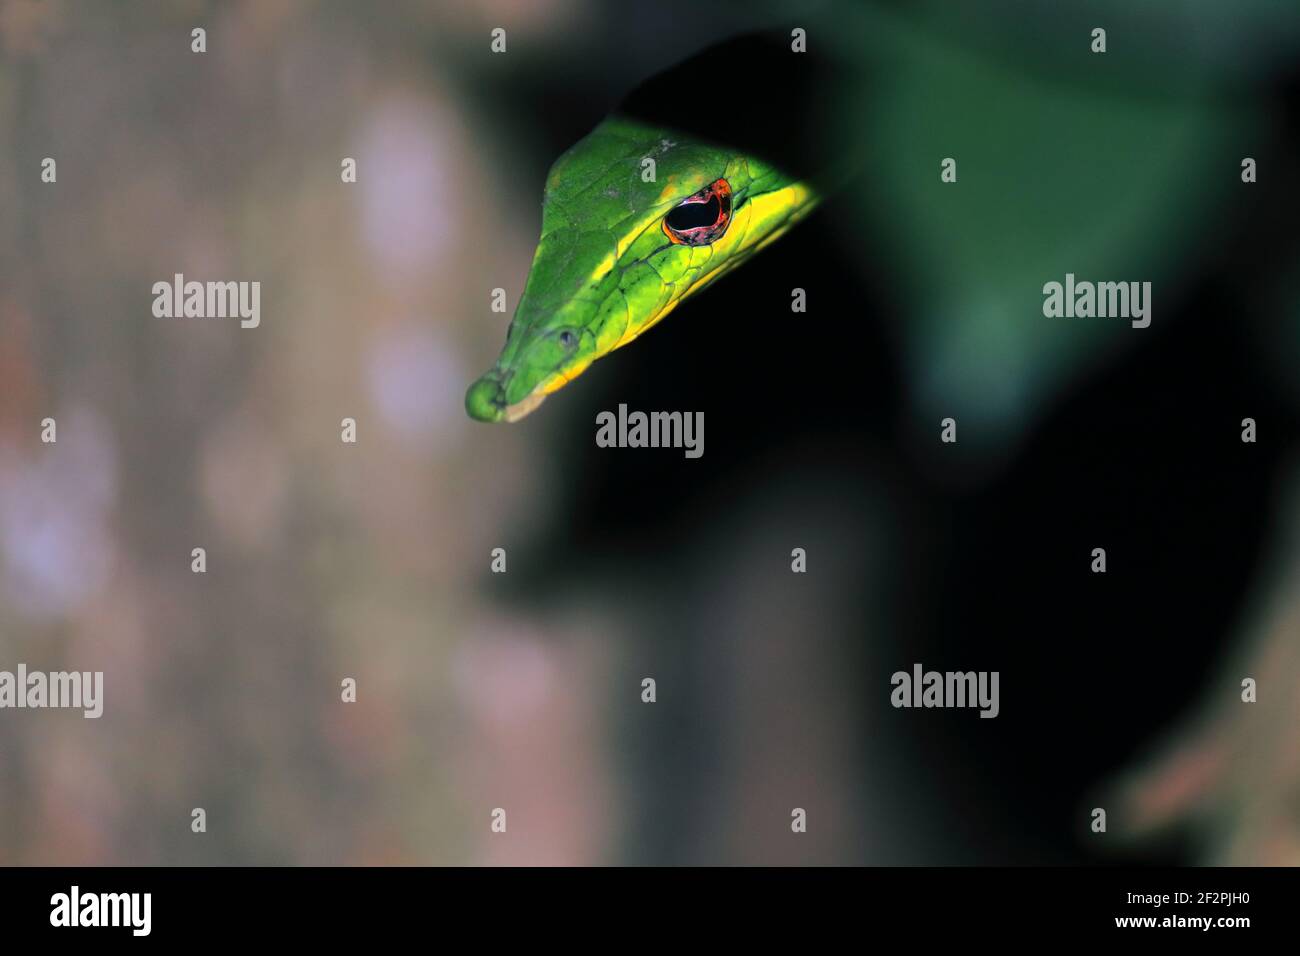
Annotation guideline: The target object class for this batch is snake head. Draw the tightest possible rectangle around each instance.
[465,116,818,423]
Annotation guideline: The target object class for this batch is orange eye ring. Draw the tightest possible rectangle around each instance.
[663,178,732,246]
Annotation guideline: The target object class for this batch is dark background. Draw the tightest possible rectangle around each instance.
[496,3,1300,865]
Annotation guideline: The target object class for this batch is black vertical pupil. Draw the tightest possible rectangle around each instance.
[560,331,575,346]
[666,194,721,232]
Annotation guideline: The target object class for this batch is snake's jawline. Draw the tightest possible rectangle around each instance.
[504,390,547,423]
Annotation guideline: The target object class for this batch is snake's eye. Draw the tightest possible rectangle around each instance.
[663,178,732,246]
[557,329,577,349]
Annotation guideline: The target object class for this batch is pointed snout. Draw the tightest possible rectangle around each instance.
[466,367,550,423]
[465,371,508,423]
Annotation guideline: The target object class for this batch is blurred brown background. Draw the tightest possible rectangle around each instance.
[1,0,1297,866]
